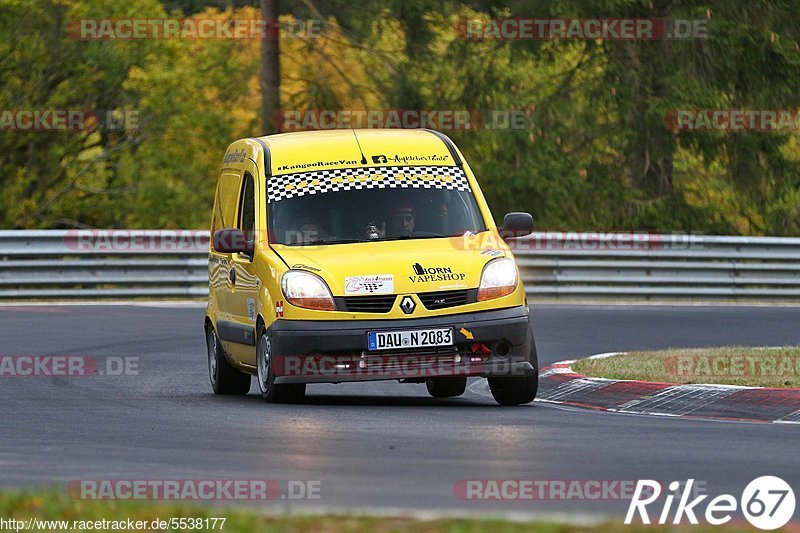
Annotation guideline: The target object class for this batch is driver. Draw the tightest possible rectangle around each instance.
[386,202,416,237]
[366,201,416,239]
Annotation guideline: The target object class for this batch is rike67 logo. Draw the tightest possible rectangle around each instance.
[626,477,795,530]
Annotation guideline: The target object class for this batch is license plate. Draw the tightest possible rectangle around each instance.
[367,328,453,351]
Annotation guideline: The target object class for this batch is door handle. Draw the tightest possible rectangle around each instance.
[229,268,236,285]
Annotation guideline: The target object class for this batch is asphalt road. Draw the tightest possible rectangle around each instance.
[1,303,799,519]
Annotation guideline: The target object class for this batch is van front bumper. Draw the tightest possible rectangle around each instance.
[267,306,535,384]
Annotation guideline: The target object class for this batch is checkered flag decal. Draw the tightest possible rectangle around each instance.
[268,166,470,203]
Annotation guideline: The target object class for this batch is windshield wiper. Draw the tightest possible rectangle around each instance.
[395,233,452,240]
[293,238,364,246]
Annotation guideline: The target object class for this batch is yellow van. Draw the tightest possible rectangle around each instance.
[205,129,537,405]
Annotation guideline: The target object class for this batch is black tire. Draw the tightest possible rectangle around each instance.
[488,321,539,406]
[425,376,467,398]
[207,324,251,395]
[488,374,538,405]
[256,329,306,403]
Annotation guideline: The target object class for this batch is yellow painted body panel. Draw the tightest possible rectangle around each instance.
[263,129,458,175]
[206,129,525,372]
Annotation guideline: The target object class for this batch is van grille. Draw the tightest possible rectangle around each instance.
[337,289,476,313]
[341,295,397,313]
[418,289,472,310]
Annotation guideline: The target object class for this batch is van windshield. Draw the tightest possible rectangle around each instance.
[267,165,487,245]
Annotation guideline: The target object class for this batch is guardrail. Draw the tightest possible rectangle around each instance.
[2,230,800,301]
[0,230,208,299]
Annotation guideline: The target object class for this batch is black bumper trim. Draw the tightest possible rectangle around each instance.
[217,320,256,346]
[266,306,532,383]
[269,305,528,335]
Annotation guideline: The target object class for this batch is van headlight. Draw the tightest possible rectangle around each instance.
[281,270,336,311]
[477,258,518,301]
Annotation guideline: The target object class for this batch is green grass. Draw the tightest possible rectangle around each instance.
[0,489,771,532]
[571,346,800,388]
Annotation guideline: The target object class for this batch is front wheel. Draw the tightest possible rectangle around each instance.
[207,325,251,395]
[488,374,538,405]
[488,320,538,405]
[256,330,306,403]
[425,376,467,398]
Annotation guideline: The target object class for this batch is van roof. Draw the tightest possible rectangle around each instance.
[251,128,462,176]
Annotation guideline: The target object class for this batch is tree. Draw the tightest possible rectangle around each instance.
[260,0,281,134]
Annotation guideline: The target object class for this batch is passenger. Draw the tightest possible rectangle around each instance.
[290,217,325,244]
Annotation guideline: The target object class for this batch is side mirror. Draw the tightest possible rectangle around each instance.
[213,228,254,254]
[500,212,533,239]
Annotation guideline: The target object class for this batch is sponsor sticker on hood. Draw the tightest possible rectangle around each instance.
[409,263,466,283]
[345,274,394,295]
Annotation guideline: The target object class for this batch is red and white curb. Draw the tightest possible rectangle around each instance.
[536,353,800,424]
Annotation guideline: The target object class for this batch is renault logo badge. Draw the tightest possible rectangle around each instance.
[400,295,416,314]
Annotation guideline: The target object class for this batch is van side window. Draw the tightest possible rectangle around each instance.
[238,172,255,237]
[212,171,242,236]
